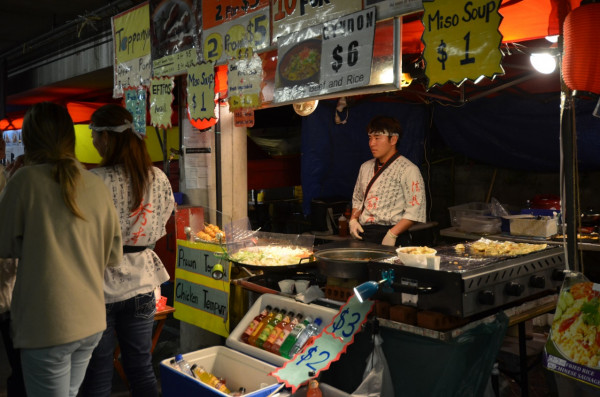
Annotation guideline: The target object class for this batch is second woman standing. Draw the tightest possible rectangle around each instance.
[79,104,174,397]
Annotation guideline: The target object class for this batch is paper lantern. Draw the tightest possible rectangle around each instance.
[562,3,600,94]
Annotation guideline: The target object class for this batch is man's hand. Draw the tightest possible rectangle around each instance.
[382,229,397,246]
[349,219,364,240]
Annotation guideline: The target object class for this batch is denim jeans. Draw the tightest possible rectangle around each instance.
[79,292,158,397]
[20,331,102,397]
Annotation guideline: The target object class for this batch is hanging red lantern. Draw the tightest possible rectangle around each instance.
[562,2,600,94]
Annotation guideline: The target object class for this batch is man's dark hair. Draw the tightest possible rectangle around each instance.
[367,116,403,139]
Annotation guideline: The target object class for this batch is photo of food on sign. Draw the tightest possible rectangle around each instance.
[150,0,198,59]
[277,38,322,89]
[549,280,600,368]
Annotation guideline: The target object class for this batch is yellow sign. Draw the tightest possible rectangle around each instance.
[112,3,151,64]
[202,8,270,63]
[174,240,231,338]
[149,77,174,129]
[187,63,216,121]
[421,0,504,88]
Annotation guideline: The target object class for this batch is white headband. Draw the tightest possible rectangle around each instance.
[89,120,143,140]
[368,129,399,137]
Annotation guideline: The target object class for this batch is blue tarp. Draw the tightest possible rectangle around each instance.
[434,95,600,172]
[300,95,600,215]
[301,100,427,215]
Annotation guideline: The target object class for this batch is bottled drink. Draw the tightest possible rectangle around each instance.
[338,214,349,237]
[288,317,323,357]
[190,364,216,385]
[270,313,302,355]
[174,354,194,377]
[263,311,294,352]
[278,316,312,358]
[240,305,272,344]
[248,307,280,346]
[307,378,323,397]
[190,364,231,394]
[255,309,286,348]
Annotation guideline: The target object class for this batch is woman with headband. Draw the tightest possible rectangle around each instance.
[0,102,122,396]
[79,104,174,397]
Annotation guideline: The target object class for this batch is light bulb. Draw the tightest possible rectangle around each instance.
[530,53,557,74]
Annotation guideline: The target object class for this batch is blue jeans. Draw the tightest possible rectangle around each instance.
[20,331,102,397]
[79,292,158,397]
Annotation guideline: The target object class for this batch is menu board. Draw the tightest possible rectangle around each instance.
[272,0,362,43]
[112,2,152,98]
[421,0,504,88]
[273,8,376,103]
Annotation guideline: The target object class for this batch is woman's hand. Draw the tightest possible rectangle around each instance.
[6,155,24,178]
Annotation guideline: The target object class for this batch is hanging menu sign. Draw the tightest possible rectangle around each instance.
[123,87,147,137]
[112,3,152,98]
[149,76,175,128]
[421,0,504,88]
[187,62,217,121]
[202,8,270,64]
[272,0,362,42]
[273,8,376,103]
[228,53,263,110]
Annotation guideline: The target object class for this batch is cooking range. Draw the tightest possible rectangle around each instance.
[368,244,566,318]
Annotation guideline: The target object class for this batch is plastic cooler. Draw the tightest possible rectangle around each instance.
[160,293,340,397]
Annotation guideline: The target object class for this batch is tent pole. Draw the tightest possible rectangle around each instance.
[560,86,580,271]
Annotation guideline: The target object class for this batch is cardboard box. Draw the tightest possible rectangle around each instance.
[509,216,558,237]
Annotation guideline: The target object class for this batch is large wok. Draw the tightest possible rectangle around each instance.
[227,245,316,273]
[314,247,395,279]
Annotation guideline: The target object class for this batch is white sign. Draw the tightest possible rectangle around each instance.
[113,54,152,98]
[365,0,424,20]
[274,8,376,103]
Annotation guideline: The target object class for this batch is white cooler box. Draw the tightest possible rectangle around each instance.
[160,293,343,397]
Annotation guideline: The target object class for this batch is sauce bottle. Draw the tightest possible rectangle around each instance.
[262,311,294,352]
[270,313,303,355]
[255,309,286,348]
[240,305,272,344]
[248,307,280,346]
[278,316,312,358]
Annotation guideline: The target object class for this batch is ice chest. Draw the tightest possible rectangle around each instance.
[161,293,340,396]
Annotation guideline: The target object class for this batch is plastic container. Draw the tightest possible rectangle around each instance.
[510,217,558,237]
[456,216,501,234]
[161,347,280,397]
[227,294,338,367]
[161,294,340,396]
[448,202,492,227]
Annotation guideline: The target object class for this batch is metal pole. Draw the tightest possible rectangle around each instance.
[560,86,580,271]
[215,101,222,226]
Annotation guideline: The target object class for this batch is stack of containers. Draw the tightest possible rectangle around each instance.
[160,293,343,397]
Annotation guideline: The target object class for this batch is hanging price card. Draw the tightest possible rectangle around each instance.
[421,0,504,88]
[228,53,263,110]
[149,77,174,129]
[270,295,374,392]
[123,87,147,137]
[186,62,216,121]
